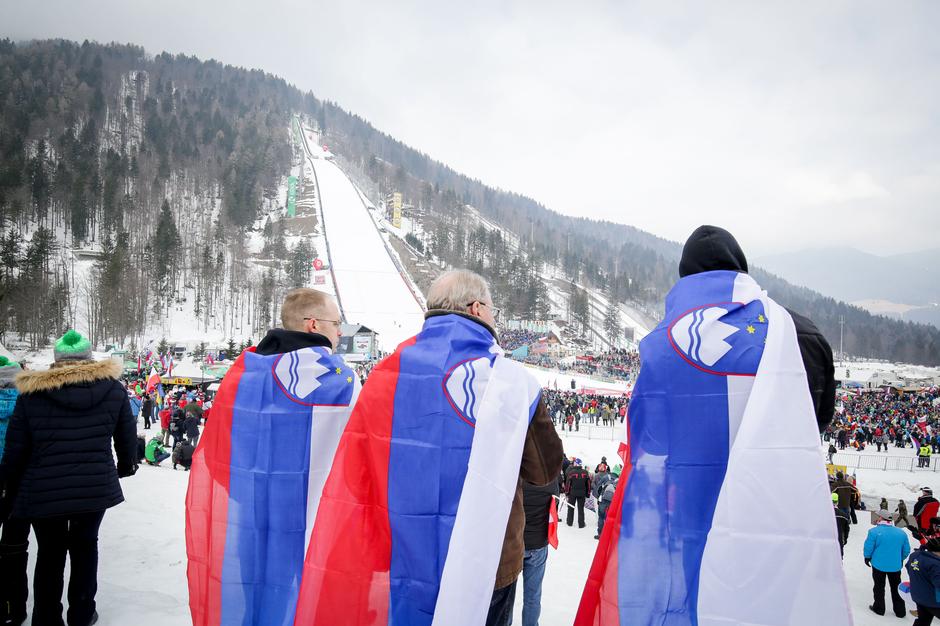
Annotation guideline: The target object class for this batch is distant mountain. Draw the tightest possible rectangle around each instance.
[754,247,940,307]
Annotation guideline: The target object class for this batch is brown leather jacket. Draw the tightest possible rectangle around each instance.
[494,398,563,589]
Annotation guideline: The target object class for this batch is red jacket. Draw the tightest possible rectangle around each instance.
[159,408,171,429]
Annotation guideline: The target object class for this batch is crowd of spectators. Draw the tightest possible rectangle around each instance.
[515,349,641,382]
[499,329,545,352]
[824,388,940,452]
[542,388,630,430]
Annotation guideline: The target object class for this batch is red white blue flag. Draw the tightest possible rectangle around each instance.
[185,345,359,626]
[576,271,851,626]
[293,314,541,625]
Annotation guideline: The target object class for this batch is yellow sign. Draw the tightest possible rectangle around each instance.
[825,463,847,478]
[161,377,193,386]
[391,192,402,210]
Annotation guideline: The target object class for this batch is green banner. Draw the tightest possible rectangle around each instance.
[287,176,297,217]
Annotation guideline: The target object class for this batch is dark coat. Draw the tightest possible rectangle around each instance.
[565,465,591,498]
[183,414,200,439]
[523,480,560,551]
[907,549,940,608]
[0,359,136,519]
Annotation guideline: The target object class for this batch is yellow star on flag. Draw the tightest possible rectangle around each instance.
[335,367,343,374]
[746,325,756,334]
[757,314,766,323]
[346,376,353,383]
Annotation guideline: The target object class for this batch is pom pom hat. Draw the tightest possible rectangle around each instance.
[53,329,93,362]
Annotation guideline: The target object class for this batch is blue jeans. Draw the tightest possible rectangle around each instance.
[522,545,549,626]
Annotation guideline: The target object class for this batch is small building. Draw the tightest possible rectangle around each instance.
[336,324,378,362]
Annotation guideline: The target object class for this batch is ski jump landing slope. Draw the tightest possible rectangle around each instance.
[308,155,425,351]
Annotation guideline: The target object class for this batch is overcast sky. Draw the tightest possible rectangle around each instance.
[3,0,939,257]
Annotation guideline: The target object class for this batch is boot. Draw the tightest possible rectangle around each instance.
[0,541,28,626]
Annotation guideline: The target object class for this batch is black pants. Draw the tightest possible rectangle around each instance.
[0,517,30,622]
[567,495,586,528]
[142,408,152,429]
[850,507,858,524]
[871,567,905,617]
[485,580,516,626]
[31,510,106,626]
[915,604,940,625]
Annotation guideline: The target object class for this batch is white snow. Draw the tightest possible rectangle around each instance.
[55,422,908,625]
[299,126,425,351]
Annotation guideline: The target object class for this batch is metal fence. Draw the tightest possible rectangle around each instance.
[556,422,621,441]
[831,451,940,472]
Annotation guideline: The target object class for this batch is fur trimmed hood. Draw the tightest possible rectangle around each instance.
[16,359,123,395]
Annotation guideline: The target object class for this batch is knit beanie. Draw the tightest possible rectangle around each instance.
[54,329,93,362]
[0,355,21,387]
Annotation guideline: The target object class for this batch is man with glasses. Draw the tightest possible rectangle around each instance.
[186,288,360,625]
[294,270,562,626]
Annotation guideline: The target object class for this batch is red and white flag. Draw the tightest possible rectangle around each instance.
[146,367,161,394]
[548,496,559,549]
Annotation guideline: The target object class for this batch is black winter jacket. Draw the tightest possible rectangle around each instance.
[523,480,560,551]
[565,466,591,498]
[0,359,137,519]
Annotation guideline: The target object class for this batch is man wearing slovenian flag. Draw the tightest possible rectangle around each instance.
[294,270,562,626]
[185,288,359,626]
[577,226,849,626]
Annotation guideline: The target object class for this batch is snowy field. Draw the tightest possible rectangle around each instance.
[23,424,922,625]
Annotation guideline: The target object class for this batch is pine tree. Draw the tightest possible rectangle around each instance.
[152,199,180,288]
[603,300,622,348]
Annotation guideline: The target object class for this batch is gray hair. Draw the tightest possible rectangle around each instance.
[427,270,492,312]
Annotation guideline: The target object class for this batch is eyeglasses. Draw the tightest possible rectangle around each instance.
[303,317,342,327]
[466,301,501,321]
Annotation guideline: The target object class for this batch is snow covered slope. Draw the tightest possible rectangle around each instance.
[299,125,425,351]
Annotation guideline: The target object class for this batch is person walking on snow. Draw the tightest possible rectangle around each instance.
[864,509,911,617]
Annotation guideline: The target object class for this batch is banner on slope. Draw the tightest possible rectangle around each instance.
[185,345,360,626]
[576,270,851,626]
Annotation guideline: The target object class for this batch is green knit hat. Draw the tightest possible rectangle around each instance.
[0,356,19,368]
[54,329,93,362]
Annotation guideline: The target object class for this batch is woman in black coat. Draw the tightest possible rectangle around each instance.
[0,331,137,626]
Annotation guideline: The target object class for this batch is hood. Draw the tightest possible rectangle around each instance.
[678,225,748,278]
[15,359,122,411]
[255,328,333,356]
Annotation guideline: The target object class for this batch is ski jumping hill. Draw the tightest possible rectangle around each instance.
[298,125,425,351]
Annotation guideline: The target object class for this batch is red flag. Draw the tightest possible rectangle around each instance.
[548,497,559,549]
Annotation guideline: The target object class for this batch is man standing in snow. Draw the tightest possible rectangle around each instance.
[864,509,911,617]
[576,226,848,625]
[292,270,563,626]
[186,288,359,626]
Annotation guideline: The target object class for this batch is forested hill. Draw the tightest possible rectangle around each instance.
[0,38,937,365]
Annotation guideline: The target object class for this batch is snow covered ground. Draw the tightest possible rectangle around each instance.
[44,424,912,625]
[300,128,425,351]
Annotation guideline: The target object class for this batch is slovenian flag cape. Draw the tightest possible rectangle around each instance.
[293,313,541,625]
[576,270,852,626]
[185,344,360,626]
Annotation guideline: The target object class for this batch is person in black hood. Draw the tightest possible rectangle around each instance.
[679,225,837,432]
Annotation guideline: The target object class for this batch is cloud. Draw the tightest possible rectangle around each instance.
[2,0,939,255]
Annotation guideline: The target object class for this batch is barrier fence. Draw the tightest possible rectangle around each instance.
[830,451,940,472]
[556,422,622,441]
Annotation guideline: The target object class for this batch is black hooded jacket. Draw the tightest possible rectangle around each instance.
[679,226,836,432]
[255,328,333,356]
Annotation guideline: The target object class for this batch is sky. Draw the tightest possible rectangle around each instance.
[2,0,939,257]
